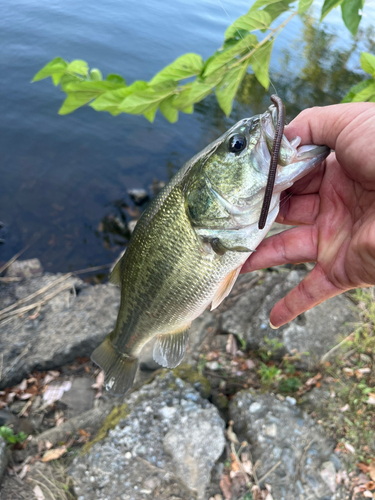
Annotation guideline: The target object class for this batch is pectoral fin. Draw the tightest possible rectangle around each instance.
[153,327,190,368]
[211,266,241,310]
[109,256,124,287]
[210,238,255,255]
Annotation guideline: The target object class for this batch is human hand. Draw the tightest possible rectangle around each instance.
[241,102,375,328]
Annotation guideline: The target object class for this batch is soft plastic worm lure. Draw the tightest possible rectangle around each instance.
[258,95,285,230]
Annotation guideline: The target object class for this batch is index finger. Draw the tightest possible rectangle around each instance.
[284,103,374,149]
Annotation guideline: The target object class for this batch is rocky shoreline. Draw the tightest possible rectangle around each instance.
[0,258,373,499]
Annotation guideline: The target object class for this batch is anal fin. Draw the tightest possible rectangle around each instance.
[211,266,241,311]
[91,335,138,396]
[153,327,190,368]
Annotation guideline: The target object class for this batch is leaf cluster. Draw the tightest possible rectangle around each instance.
[33,0,370,122]
[0,425,27,445]
[342,52,375,103]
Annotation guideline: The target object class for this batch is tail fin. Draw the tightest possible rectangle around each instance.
[91,336,138,396]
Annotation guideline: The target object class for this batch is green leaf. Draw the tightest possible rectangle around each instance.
[215,61,249,116]
[320,0,344,21]
[143,106,158,122]
[118,86,176,114]
[341,0,364,35]
[159,96,179,123]
[90,81,147,113]
[149,53,204,86]
[106,74,126,85]
[225,11,271,40]
[67,60,89,77]
[341,79,373,102]
[351,81,375,102]
[179,103,194,114]
[203,34,257,77]
[65,80,125,95]
[250,0,285,11]
[90,68,102,81]
[298,0,314,14]
[249,40,274,89]
[59,94,95,115]
[32,57,68,83]
[361,52,375,77]
[263,0,292,21]
[59,73,82,90]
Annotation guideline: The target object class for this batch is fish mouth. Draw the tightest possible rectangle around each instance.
[261,104,330,168]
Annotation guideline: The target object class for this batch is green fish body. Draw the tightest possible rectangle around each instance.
[92,104,329,395]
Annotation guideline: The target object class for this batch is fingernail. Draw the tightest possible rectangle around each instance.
[269,321,279,330]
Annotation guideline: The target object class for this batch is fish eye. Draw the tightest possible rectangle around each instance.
[228,134,247,154]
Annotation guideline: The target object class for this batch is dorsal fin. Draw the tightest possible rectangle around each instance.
[153,327,190,368]
[109,252,125,287]
[211,266,241,311]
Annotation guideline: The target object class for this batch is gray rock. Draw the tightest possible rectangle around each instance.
[220,270,356,365]
[0,274,120,389]
[6,258,43,279]
[0,436,8,481]
[230,391,347,500]
[69,371,225,500]
[60,377,95,419]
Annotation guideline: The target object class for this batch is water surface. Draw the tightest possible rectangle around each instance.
[0,0,374,272]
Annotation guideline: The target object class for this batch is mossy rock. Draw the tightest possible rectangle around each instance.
[171,364,211,398]
[81,403,130,455]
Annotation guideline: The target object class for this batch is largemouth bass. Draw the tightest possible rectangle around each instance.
[92,103,329,395]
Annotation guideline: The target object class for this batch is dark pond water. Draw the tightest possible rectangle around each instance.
[0,0,374,273]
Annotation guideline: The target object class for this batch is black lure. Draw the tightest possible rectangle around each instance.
[258,95,285,230]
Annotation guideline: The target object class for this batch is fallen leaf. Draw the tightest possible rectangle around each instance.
[340,404,349,412]
[33,485,45,500]
[363,491,374,498]
[358,463,371,474]
[41,446,67,462]
[219,473,232,500]
[366,394,375,405]
[369,459,375,481]
[45,441,53,450]
[18,464,29,479]
[344,442,355,454]
[366,481,375,491]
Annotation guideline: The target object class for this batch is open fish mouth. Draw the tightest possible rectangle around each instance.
[261,103,330,169]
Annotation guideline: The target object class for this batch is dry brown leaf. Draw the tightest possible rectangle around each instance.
[79,428,90,438]
[41,446,67,462]
[369,459,375,481]
[358,463,371,474]
[219,473,232,500]
[33,484,45,500]
[366,481,375,491]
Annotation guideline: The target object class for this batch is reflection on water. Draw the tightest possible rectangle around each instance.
[0,1,373,272]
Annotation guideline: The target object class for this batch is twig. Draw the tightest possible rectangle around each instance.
[72,263,112,275]
[0,245,30,275]
[0,282,73,321]
[35,469,63,497]
[0,273,73,317]
[296,440,314,482]
[0,277,23,283]
[230,442,252,491]
[258,460,282,484]
[321,333,354,362]
[28,477,57,500]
